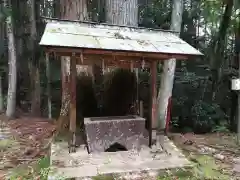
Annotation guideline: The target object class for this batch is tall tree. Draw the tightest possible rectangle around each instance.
[0,2,4,112]
[157,0,184,130]
[59,0,88,21]
[236,13,240,143]
[209,0,234,100]
[29,0,41,116]
[105,0,138,26]
[4,0,17,118]
[0,75,3,112]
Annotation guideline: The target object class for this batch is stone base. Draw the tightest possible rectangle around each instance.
[49,136,192,179]
[84,116,149,153]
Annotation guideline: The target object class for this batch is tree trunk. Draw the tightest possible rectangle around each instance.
[210,0,233,100]
[236,18,240,143]
[105,0,138,26]
[29,0,41,116]
[53,0,60,18]
[59,0,89,21]
[157,0,183,130]
[230,19,240,132]
[5,0,17,118]
[0,3,4,113]
[0,75,3,112]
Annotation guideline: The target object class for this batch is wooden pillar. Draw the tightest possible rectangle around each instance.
[149,61,157,147]
[69,53,77,153]
[45,52,52,119]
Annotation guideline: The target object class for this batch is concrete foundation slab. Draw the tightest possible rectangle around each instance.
[49,136,192,179]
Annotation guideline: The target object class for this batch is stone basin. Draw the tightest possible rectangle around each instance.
[84,115,149,153]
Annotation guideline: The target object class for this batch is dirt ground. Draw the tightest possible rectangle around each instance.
[168,132,240,179]
[1,113,240,179]
[0,114,55,179]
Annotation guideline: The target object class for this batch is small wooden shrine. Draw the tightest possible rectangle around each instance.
[39,19,203,153]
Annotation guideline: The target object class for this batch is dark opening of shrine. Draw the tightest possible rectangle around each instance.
[105,142,127,152]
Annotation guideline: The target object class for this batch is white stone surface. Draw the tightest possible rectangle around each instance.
[49,136,191,179]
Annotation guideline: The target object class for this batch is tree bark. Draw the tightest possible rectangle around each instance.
[105,0,138,26]
[59,0,89,21]
[0,75,3,112]
[5,0,17,118]
[0,3,4,112]
[236,18,240,143]
[157,0,183,130]
[210,0,234,100]
[29,0,41,116]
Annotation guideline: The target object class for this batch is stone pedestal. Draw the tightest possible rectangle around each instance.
[84,115,149,153]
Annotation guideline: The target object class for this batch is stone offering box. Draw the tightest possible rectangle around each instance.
[84,115,149,153]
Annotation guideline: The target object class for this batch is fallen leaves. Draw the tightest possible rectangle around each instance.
[0,115,56,177]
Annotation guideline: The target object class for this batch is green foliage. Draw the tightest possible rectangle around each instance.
[139,0,171,28]
[191,101,226,133]
[8,156,65,180]
[0,6,12,22]
[9,157,50,180]
[158,155,230,180]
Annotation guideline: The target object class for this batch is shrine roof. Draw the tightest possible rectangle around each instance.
[39,19,203,58]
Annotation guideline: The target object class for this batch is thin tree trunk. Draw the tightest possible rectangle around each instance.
[210,0,234,100]
[236,18,240,143]
[0,2,4,112]
[53,0,60,18]
[157,0,183,130]
[5,0,17,118]
[30,0,41,116]
[0,75,3,112]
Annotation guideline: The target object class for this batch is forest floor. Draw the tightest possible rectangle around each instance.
[0,114,55,179]
[1,114,240,179]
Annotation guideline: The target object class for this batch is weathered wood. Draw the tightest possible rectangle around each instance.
[43,51,155,68]
[69,53,77,153]
[140,101,144,117]
[76,56,151,68]
[149,61,157,146]
[44,47,189,60]
[45,53,52,118]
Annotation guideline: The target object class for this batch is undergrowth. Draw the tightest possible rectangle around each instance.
[8,156,65,180]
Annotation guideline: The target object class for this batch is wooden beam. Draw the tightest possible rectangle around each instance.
[75,56,150,67]
[149,61,157,147]
[69,53,77,153]
[43,46,189,60]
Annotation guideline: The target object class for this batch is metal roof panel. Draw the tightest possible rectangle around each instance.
[39,21,203,57]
